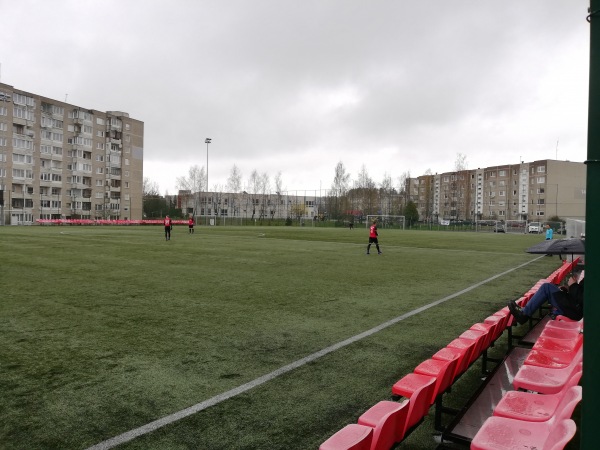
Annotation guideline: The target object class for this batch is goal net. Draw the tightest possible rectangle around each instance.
[365,215,405,230]
[505,220,527,234]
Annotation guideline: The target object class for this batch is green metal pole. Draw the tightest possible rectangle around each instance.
[582,3,600,449]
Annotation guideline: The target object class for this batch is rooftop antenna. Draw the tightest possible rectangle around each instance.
[65,94,68,102]
[555,138,559,159]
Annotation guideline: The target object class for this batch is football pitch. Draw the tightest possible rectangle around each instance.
[1,225,564,449]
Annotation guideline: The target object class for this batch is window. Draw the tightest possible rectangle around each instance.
[13,106,34,121]
[96,118,105,126]
[0,106,7,116]
[13,153,33,164]
[13,168,33,179]
[499,170,506,176]
[12,138,33,150]
[537,166,546,173]
[0,137,7,147]
[13,93,34,106]
[0,122,6,131]
[537,176,545,184]
[96,167,104,174]
[536,211,545,216]
[537,188,545,194]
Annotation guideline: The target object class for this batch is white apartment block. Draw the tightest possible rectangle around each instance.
[0,82,144,225]
[411,160,586,222]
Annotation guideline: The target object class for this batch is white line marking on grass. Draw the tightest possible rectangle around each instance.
[87,256,544,450]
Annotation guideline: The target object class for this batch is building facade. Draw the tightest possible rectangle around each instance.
[410,160,586,222]
[0,82,143,225]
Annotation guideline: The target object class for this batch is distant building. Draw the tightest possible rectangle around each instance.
[0,82,143,225]
[407,160,586,222]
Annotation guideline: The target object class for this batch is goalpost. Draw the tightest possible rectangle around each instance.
[365,215,406,230]
[505,219,527,234]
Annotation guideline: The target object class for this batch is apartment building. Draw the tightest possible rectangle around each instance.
[0,82,143,225]
[411,160,586,222]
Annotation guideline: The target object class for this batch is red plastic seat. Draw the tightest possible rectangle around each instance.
[494,381,582,422]
[539,326,581,341]
[470,322,496,349]
[458,329,488,362]
[320,424,373,450]
[473,418,577,450]
[524,347,582,369]
[513,356,583,394]
[432,346,463,380]
[413,358,457,404]
[471,409,577,450]
[545,319,583,332]
[532,335,582,354]
[492,307,510,327]
[357,399,409,449]
[483,314,505,341]
[446,338,478,373]
[391,373,436,437]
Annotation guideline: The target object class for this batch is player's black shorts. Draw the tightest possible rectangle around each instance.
[369,237,378,244]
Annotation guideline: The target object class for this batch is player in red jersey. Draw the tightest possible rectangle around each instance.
[188,216,194,234]
[366,220,382,255]
[164,215,172,241]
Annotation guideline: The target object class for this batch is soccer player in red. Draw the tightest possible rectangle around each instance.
[164,215,172,241]
[367,220,382,255]
[188,216,194,234]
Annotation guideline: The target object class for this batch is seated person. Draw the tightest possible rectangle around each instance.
[508,271,584,324]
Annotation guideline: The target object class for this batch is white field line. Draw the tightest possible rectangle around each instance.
[86,256,543,450]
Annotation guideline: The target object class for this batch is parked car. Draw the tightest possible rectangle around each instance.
[528,222,542,233]
[494,224,506,233]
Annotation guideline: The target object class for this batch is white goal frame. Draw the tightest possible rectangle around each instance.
[505,219,527,234]
[365,215,405,230]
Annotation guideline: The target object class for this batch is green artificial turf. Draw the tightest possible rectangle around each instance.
[0,226,573,449]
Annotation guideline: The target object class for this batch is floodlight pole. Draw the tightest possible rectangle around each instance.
[205,138,211,226]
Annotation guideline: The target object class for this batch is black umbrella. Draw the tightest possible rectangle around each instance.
[526,238,585,255]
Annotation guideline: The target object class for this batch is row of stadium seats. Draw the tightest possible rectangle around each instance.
[471,315,583,449]
[319,258,582,450]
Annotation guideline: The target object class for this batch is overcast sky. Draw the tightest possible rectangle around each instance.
[1,0,590,194]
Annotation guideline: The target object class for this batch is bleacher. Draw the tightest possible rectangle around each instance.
[319,257,583,450]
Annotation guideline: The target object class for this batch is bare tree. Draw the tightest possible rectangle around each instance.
[380,172,394,216]
[143,177,160,197]
[227,164,243,220]
[328,161,351,220]
[259,172,270,219]
[176,165,206,216]
[355,165,377,215]
[273,171,284,218]
[453,153,469,220]
[248,170,261,220]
